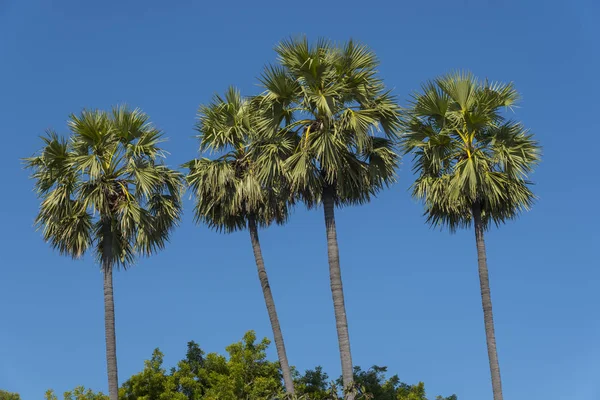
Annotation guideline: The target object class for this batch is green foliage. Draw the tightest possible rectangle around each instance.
[253,36,402,207]
[49,332,456,400]
[119,331,283,400]
[44,387,108,400]
[294,366,330,399]
[402,71,541,231]
[119,348,186,400]
[208,331,282,399]
[0,390,21,400]
[184,87,292,233]
[352,366,404,400]
[296,366,451,400]
[25,106,183,268]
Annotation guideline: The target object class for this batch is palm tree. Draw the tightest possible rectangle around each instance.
[26,107,183,400]
[255,37,401,398]
[184,87,296,395]
[402,72,541,400]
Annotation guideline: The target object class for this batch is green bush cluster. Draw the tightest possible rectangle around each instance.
[36,331,456,400]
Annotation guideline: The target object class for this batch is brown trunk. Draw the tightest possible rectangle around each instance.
[102,223,119,400]
[322,186,354,399]
[472,203,503,400]
[248,216,295,395]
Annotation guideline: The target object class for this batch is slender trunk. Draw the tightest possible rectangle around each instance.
[472,203,503,400]
[248,216,295,395]
[102,223,119,400]
[322,186,354,399]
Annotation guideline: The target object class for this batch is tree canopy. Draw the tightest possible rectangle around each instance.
[25,106,183,267]
[253,37,401,206]
[0,390,21,400]
[401,71,541,231]
[185,87,292,233]
[40,332,457,400]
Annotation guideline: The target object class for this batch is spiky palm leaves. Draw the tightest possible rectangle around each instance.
[186,88,292,231]
[26,107,183,266]
[403,71,540,230]
[402,72,541,400]
[26,107,183,400]
[184,87,296,394]
[255,37,402,397]
[255,37,400,204]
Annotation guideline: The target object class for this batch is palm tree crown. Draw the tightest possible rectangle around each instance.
[26,106,183,268]
[254,37,401,204]
[402,71,541,230]
[185,87,292,232]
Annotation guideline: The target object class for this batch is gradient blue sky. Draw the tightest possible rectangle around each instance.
[1,1,598,399]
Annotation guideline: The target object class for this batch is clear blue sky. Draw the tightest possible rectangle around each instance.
[1,1,598,399]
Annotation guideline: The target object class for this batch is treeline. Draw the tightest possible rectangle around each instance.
[12,332,455,400]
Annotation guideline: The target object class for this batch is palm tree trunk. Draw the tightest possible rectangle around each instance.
[472,203,503,400]
[102,225,119,400]
[248,216,295,395]
[322,186,354,399]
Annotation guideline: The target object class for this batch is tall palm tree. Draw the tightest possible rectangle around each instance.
[255,37,401,398]
[26,107,183,400]
[402,72,541,400]
[184,87,297,395]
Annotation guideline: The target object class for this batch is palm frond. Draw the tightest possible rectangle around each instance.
[196,86,250,152]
